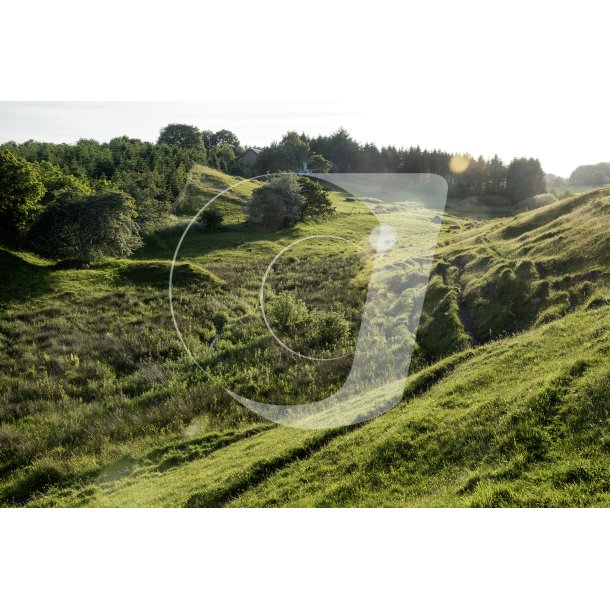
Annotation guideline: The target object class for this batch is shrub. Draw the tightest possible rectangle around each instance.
[248,174,335,229]
[308,310,350,348]
[248,173,305,229]
[30,191,142,264]
[8,458,68,503]
[298,176,334,219]
[266,293,352,355]
[198,208,224,231]
[266,293,308,331]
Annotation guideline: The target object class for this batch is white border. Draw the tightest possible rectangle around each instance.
[1,509,608,610]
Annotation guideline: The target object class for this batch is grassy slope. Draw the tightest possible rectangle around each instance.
[0,166,377,505]
[3,169,610,507]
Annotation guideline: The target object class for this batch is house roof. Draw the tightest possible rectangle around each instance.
[236,148,261,159]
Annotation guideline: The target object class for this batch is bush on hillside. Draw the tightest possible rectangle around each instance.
[198,208,224,231]
[267,293,309,332]
[248,173,335,229]
[248,173,305,229]
[298,176,334,219]
[266,292,351,352]
[30,191,142,265]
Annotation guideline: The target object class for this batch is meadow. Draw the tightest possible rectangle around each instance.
[1,165,609,506]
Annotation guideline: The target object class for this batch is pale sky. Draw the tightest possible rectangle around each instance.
[1,100,605,178]
[2,1,609,179]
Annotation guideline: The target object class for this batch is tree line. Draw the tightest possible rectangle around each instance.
[0,125,247,263]
[0,122,548,265]
[0,126,247,230]
[249,128,547,204]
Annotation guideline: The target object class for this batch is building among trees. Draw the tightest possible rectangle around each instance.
[235,148,261,167]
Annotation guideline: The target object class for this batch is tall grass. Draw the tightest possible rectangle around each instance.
[2,168,610,507]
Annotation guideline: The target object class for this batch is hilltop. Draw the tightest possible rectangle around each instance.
[1,167,609,507]
[570,162,610,187]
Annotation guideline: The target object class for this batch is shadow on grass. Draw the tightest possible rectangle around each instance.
[134,222,306,261]
[113,260,224,289]
[0,249,59,304]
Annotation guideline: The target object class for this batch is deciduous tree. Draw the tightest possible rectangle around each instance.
[248,173,305,229]
[30,191,142,264]
[506,158,546,204]
[158,124,204,152]
[0,149,46,232]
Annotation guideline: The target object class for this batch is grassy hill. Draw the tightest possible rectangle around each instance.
[2,167,610,507]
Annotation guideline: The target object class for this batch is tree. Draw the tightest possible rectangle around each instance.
[113,168,169,232]
[506,158,546,204]
[254,132,309,173]
[546,174,569,189]
[203,129,241,153]
[309,128,360,172]
[248,173,305,229]
[487,154,507,195]
[157,124,204,151]
[3,138,200,233]
[198,208,224,231]
[352,143,387,172]
[208,143,236,172]
[34,160,93,204]
[307,153,332,173]
[30,191,142,264]
[0,149,46,232]
[298,176,334,219]
[380,146,401,172]
[569,162,610,186]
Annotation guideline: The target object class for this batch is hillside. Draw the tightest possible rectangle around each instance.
[1,167,610,507]
[570,162,610,187]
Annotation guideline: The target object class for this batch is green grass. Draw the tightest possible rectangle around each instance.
[2,166,610,507]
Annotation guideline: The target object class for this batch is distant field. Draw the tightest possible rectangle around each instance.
[559,184,602,195]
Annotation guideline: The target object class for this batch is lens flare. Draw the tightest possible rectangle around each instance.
[449,154,470,174]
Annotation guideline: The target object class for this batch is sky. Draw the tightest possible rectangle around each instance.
[1,100,605,178]
[2,1,609,179]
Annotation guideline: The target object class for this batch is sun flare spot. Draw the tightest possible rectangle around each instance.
[449,154,470,174]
